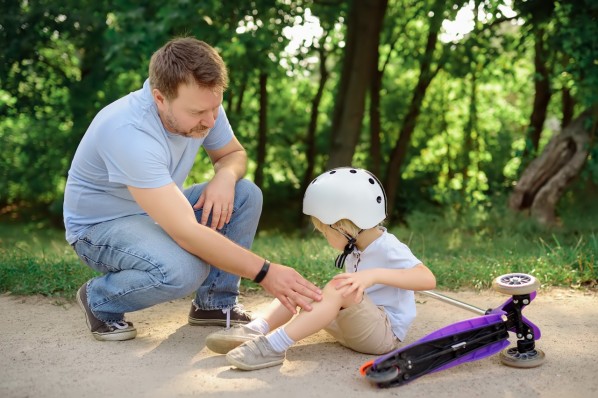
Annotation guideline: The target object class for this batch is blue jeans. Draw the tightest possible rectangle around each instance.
[72,179,262,322]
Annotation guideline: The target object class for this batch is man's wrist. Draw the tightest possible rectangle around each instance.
[253,259,271,283]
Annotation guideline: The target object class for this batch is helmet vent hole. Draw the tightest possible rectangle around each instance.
[377,196,382,204]
[329,171,336,174]
[350,169,357,173]
[369,178,375,185]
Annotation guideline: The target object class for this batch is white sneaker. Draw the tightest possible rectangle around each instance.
[205,325,263,354]
[226,336,285,370]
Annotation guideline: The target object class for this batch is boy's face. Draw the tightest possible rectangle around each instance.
[322,226,348,252]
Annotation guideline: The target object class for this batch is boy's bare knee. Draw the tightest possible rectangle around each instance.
[324,279,343,290]
[322,280,361,307]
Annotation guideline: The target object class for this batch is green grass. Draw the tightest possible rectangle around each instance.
[396,203,597,290]
[0,203,596,298]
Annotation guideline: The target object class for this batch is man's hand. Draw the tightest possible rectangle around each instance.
[259,263,322,313]
[193,170,236,230]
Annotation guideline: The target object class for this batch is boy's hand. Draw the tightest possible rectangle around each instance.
[260,263,322,313]
[332,271,375,303]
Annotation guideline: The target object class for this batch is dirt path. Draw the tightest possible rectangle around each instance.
[2,288,597,398]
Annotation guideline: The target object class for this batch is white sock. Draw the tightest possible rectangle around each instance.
[266,328,295,353]
[246,318,270,335]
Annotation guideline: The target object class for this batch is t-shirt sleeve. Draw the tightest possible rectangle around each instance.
[98,127,173,189]
[387,240,422,270]
[202,105,234,150]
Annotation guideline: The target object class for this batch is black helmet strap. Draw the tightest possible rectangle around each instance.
[331,226,363,269]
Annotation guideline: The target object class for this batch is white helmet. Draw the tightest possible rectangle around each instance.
[303,167,387,229]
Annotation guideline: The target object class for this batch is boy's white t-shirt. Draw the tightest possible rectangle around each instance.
[344,228,422,341]
[63,79,234,244]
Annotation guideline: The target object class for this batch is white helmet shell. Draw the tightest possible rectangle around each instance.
[303,167,387,229]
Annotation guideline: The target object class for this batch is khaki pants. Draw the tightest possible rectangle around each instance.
[324,294,401,355]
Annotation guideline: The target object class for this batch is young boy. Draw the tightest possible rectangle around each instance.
[205,167,436,370]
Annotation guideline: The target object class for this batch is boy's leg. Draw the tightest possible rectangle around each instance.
[185,179,263,325]
[225,281,353,370]
[282,280,355,341]
[73,214,210,334]
[204,298,294,354]
[324,294,400,355]
[260,298,296,329]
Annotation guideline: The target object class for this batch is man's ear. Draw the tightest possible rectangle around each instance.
[152,89,167,108]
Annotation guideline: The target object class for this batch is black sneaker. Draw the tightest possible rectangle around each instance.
[76,283,137,341]
[188,300,253,327]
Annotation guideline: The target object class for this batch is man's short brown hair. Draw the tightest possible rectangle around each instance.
[149,37,228,99]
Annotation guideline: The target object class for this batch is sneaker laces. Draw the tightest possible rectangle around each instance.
[222,308,231,329]
[107,320,130,330]
[222,305,248,329]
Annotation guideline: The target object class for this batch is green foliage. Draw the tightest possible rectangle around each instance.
[549,0,598,108]
[0,0,595,226]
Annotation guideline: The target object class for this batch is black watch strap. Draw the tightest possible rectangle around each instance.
[253,260,271,283]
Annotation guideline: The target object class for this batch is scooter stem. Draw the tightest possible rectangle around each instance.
[419,290,487,316]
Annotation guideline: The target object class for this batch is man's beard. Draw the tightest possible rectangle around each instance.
[165,108,209,138]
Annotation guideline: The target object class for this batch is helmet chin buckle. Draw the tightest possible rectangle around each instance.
[333,228,363,269]
[335,238,356,269]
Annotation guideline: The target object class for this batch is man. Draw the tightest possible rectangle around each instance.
[63,37,321,341]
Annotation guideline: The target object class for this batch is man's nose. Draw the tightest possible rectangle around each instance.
[201,110,217,128]
[201,116,215,128]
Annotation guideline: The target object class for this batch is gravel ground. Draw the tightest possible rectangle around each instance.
[1,287,597,398]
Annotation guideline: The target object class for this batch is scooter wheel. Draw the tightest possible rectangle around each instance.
[492,273,539,295]
[499,346,546,368]
[363,364,400,384]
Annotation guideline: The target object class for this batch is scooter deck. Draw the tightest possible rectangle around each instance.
[361,315,509,387]
[361,292,540,388]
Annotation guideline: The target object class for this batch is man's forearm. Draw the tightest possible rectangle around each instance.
[178,222,263,280]
[213,149,247,180]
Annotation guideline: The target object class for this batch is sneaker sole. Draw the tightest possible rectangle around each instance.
[206,335,256,354]
[77,286,137,342]
[188,318,250,327]
[226,354,284,371]
[92,329,137,342]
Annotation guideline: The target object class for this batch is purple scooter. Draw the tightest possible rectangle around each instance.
[360,273,545,388]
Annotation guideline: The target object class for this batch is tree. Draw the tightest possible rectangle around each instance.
[516,0,555,164]
[383,0,447,216]
[325,0,388,169]
[510,0,598,224]
[0,0,110,221]
[367,0,419,178]
[509,108,597,224]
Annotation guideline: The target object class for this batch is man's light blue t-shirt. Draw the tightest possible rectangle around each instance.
[63,79,233,244]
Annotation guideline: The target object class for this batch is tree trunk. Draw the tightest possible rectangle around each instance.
[254,73,268,188]
[235,71,249,115]
[384,0,446,217]
[325,0,388,169]
[369,2,410,178]
[509,108,596,225]
[562,87,574,128]
[369,56,383,178]
[461,70,478,196]
[523,27,552,160]
[298,45,330,226]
